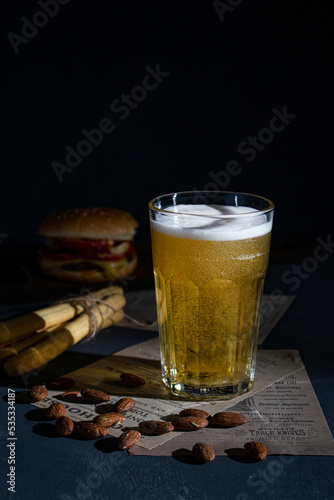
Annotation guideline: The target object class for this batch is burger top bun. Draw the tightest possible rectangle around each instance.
[39,207,138,241]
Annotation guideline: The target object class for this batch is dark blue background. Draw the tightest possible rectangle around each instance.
[1,0,333,244]
[0,3,333,499]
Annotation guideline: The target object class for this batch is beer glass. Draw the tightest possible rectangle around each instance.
[149,191,274,399]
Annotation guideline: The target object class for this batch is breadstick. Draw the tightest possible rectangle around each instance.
[0,324,64,364]
[0,285,123,346]
[3,292,125,377]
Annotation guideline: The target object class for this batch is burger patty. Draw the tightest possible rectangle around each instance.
[39,252,136,280]
[59,254,132,272]
[39,240,134,262]
[60,262,103,271]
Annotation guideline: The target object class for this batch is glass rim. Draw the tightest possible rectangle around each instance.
[149,191,275,219]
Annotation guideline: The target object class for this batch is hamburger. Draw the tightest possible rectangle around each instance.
[38,207,138,282]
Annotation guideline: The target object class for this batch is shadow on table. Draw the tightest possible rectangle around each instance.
[225,448,254,463]
[172,448,198,465]
[62,354,203,402]
[0,351,104,389]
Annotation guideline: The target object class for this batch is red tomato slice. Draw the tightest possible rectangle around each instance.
[127,242,135,255]
[41,241,135,262]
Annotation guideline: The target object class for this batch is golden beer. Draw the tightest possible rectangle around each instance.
[149,192,274,399]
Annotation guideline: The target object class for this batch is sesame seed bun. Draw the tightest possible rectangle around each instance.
[39,207,138,241]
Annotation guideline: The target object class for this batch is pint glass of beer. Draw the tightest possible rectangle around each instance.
[149,191,274,399]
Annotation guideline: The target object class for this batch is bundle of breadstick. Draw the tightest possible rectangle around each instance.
[0,286,125,377]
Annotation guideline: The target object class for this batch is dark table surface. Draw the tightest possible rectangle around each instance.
[0,239,333,500]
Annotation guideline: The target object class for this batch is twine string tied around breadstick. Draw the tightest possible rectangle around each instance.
[60,295,151,341]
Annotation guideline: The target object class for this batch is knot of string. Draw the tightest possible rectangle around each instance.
[60,294,152,342]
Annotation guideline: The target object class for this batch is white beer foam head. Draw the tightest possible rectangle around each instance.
[151,204,272,241]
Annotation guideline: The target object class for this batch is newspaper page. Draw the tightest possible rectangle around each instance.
[129,367,334,456]
[30,342,305,451]
[117,338,334,456]
[113,337,305,410]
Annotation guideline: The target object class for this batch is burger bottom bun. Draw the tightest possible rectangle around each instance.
[39,255,138,283]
